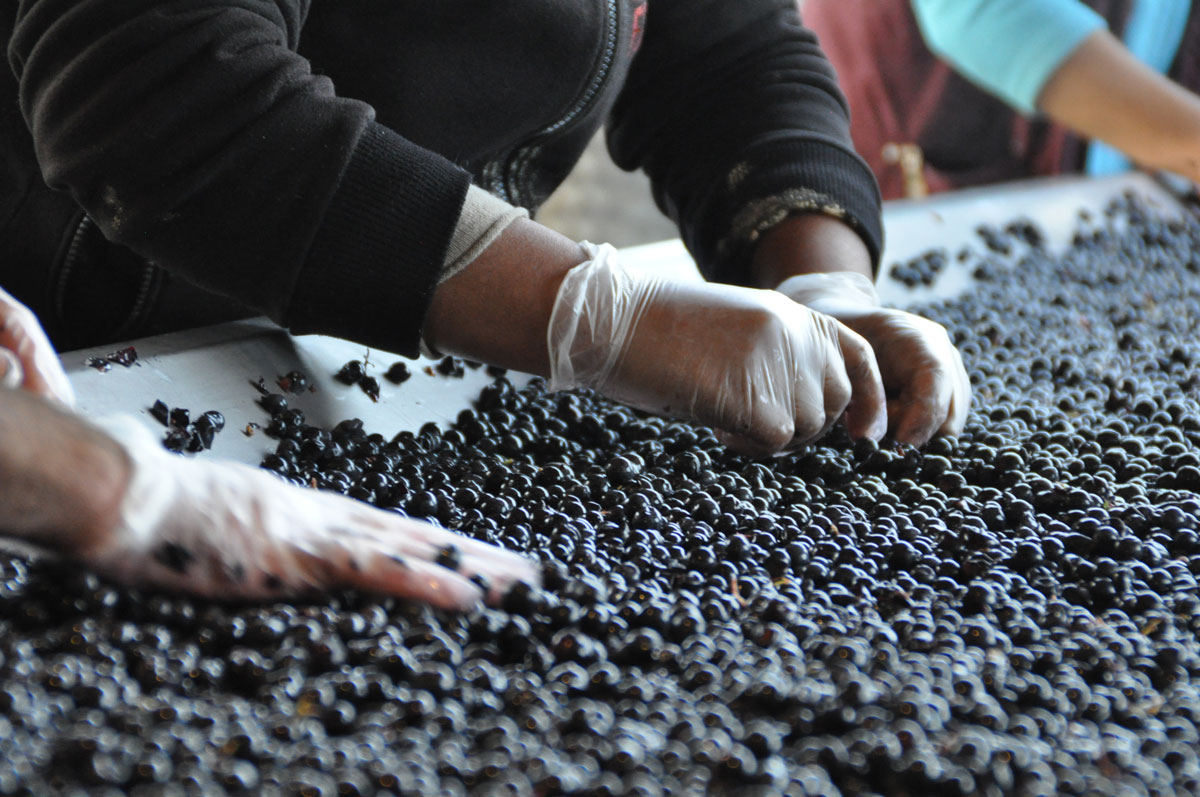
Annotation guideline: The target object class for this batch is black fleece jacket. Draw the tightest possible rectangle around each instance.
[2,0,882,354]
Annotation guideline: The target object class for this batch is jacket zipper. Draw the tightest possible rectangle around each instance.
[53,213,93,320]
[55,213,159,337]
[498,0,619,206]
[115,259,160,339]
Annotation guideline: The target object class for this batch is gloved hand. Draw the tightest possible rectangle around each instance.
[0,285,75,405]
[547,243,888,456]
[775,271,970,445]
[76,417,539,609]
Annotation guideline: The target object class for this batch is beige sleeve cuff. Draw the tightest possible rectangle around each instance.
[438,185,529,284]
[419,186,530,359]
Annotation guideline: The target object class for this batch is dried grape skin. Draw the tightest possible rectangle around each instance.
[107,346,138,367]
[198,411,226,433]
[335,360,365,386]
[385,362,411,385]
[85,346,139,371]
[435,356,465,378]
[161,428,189,453]
[149,400,170,426]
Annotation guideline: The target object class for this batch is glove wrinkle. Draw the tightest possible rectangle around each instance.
[549,244,887,455]
[777,270,969,445]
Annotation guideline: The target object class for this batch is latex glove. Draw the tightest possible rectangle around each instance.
[547,243,887,456]
[0,285,75,406]
[77,417,539,609]
[0,349,21,390]
[776,271,970,445]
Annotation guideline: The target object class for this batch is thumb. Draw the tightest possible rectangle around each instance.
[0,349,22,390]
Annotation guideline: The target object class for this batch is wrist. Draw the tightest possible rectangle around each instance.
[61,441,131,560]
[749,212,873,290]
[776,271,881,318]
[422,218,588,376]
[0,390,131,556]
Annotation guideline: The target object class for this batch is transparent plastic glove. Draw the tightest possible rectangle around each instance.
[776,271,970,445]
[78,417,539,609]
[547,243,887,456]
[0,285,74,406]
[0,349,21,390]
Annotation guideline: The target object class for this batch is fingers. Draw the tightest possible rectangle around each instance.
[940,346,972,437]
[345,548,486,611]
[829,310,969,448]
[317,497,541,607]
[714,312,886,455]
[715,426,791,459]
[28,346,76,407]
[385,517,543,602]
[890,365,951,446]
[883,324,971,447]
[95,440,540,609]
[381,514,541,602]
[888,354,969,446]
[829,319,888,442]
[0,291,75,406]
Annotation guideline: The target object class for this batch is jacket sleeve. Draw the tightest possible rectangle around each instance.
[606,0,884,285]
[9,0,470,357]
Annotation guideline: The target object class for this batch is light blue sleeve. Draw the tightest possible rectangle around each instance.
[912,0,1107,115]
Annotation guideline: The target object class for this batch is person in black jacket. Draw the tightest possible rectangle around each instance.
[2,0,968,453]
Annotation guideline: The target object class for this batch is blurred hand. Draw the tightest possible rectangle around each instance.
[547,243,887,456]
[79,417,539,608]
[1038,29,1200,186]
[776,271,970,445]
[0,284,74,405]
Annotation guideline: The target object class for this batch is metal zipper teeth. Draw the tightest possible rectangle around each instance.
[55,213,159,335]
[537,0,619,137]
[54,214,93,319]
[503,0,619,203]
[119,261,159,335]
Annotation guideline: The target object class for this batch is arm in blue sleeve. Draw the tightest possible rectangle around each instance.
[911,0,1107,114]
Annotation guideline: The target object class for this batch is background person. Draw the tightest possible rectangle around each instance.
[804,0,1200,199]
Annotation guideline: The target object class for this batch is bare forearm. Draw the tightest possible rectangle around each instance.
[1038,29,1200,180]
[750,213,874,290]
[422,218,588,377]
[0,388,128,555]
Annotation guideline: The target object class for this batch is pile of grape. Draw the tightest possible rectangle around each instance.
[3,193,1200,796]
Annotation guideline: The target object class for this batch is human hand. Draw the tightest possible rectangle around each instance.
[776,271,969,445]
[547,243,888,456]
[0,285,75,405]
[78,417,539,609]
